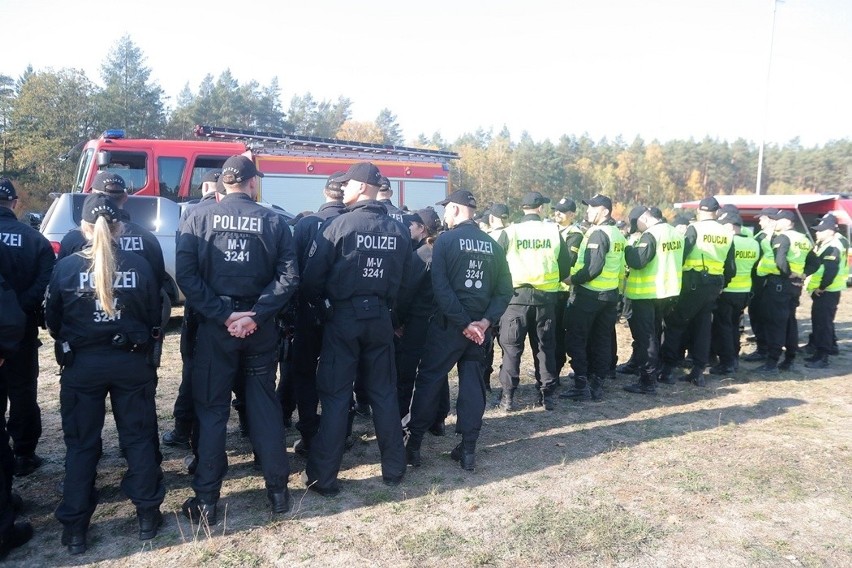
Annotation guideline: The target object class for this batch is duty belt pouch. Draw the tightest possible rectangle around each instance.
[54,340,74,369]
[353,296,383,320]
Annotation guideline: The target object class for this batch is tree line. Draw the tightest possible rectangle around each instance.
[1,36,850,216]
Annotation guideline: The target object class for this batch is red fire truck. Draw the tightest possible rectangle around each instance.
[70,125,458,213]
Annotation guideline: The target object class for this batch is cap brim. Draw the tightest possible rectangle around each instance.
[436,198,450,206]
[331,173,352,183]
[255,171,265,178]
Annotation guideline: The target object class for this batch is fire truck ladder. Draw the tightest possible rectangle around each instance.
[194,125,458,163]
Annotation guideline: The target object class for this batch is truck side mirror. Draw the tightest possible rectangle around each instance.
[97,150,112,168]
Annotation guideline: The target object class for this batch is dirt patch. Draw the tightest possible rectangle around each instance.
[4,293,851,566]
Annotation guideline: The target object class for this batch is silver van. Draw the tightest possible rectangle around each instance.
[40,193,184,304]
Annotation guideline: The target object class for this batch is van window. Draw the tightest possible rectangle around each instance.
[73,149,94,192]
[158,157,186,201]
[187,156,230,200]
[104,151,147,193]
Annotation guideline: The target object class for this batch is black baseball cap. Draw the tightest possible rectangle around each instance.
[582,194,613,211]
[672,214,691,227]
[521,192,550,208]
[490,203,510,219]
[437,189,477,209]
[332,162,382,187]
[198,170,221,191]
[403,207,442,234]
[719,212,744,226]
[378,176,391,191]
[812,217,838,231]
[698,197,720,212]
[82,193,120,224]
[553,197,577,213]
[221,155,264,184]
[757,207,779,217]
[770,210,796,222]
[0,178,17,200]
[92,171,127,194]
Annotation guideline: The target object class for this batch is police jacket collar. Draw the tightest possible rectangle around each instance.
[0,207,16,220]
[319,201,346,213]
[221,192,254,203]
[345,199,386,214]
[519,213,542,222]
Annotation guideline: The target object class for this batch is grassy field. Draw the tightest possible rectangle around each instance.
[4,293,851,567]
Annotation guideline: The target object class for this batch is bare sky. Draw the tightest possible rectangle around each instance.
[3,0,850,146]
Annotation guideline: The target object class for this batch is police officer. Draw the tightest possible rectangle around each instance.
[46,194,164,553]
[396,207,447,431]
[709,211,759,375]
[301,162,412,495]
[58,172,166,293]
[176,155,298,522]
[742,208,778,362]
[621,207,684,395]
[497,191,570,411]
[405,190,512,470]
[561,194,626,401]
[290,172,347,457]
[552,197,584,378]
[0,178,55,477]
[377,176,405,224]
[164,170,224,451]
[752,210,817,375]
[803,215,846,369]
[0,245,34,559]
[659,197,735,386]
[481,203,511,391]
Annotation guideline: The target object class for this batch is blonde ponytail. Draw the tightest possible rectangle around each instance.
[82,217,119,317]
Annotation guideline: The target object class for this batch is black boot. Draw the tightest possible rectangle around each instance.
[138,507,163,540]
[658,364,676,384]
[559,376,590,400]
[497,389,516,411]
[268,488,291,514]
[778,356,795,372]
[624,372,657,395]
[162,419,192,449]
[182,497,218,525]
[615,361,640,375]
[536,388,555,410]
[405,436,422,467]
[677,367,705,387]
[61,523,87,555]
[451,440,476,471]
[754,359,780,376]
[589,375,604,401]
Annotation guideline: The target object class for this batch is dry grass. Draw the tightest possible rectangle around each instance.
[4,293,851,566]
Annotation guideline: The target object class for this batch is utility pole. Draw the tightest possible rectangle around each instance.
[756,0,780,195]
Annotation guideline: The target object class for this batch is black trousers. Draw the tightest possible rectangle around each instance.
[565,291,618,378]
[289,306,323,441]
[408,320,487,443]
[56,349,164,528]
[627,297,675,376]
[712,292,750,367]
[191,320,287,501]
[306,305,405,490]
[0,318,41,457]
[759,276,801,362]
[811,290,840,356]
[553,291,570,374]
[661,272,723,370]
[173,306,198,425]
[498,294,558,393]
[275,333,296,423]
[396,316,450,421]
[748,276,768,354]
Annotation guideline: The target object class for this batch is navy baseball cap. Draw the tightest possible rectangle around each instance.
[490,203,510,219]
[553,197,577,213]
[521,192,550,208]
[812,217,838,231]
[698,197,720,212]
[0,178,17,200]
[403,207,442,234]
[332,162,382,187]
[82,193,121,224]
[582,194,613,211]
[771,210,796,222]
[437,190,477,209]
[92,171,127,194]
[221,155,264,184]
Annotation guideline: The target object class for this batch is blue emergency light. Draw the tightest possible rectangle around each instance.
[102,129,126,139]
